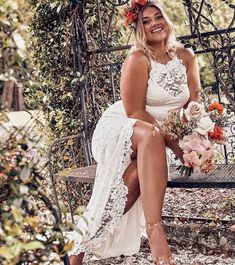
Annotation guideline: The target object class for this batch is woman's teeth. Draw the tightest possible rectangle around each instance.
[152,28,163,33]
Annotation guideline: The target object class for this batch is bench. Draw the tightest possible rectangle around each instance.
[48,133,235,222]
[54,163,235,188]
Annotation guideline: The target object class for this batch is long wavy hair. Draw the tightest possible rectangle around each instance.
[133,2,181,59]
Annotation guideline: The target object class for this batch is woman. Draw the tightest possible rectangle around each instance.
[69,1,200,264]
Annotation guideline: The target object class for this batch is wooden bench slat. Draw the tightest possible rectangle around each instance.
[55,165,96,183]
[54,164,235,188]
[170,164,235,182]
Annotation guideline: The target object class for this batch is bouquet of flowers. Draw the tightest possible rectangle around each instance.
[161,101,231,176]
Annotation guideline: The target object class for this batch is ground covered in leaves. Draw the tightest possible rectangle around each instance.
[84,239,235,265]
[164,188,234,221]
[83,188,235,264]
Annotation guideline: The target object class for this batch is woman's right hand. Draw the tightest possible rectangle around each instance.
[164,134,184,164]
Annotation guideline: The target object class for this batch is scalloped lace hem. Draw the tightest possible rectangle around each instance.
[69,119,137,257]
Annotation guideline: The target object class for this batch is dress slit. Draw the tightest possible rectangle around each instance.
[68,119,143,259]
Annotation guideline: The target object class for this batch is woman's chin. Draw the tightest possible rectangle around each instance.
[148,37,167,45]
[147,33,167,44]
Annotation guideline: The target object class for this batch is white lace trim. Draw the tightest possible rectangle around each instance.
[69,119,137,256]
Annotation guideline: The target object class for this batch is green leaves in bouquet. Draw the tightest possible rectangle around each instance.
[177,165,194,177]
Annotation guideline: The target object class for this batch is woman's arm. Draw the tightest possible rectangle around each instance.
[185,48,201,104]
[120,51,155,124]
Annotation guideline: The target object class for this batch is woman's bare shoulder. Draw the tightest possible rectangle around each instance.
[176,46,196,60]
[124,50,150,69]
[176,46,196,68]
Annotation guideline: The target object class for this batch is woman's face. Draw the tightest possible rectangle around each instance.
[142,6,168,44]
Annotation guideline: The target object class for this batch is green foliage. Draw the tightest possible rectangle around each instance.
[26,0,132,137]
[26,0,82,137]
[0,112,71,264]
[0,0,32,105]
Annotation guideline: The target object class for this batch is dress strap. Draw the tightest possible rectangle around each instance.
[167,48,177,59]
[168,48,187,69]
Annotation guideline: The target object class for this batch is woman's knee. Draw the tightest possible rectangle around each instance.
[132,121,164,148]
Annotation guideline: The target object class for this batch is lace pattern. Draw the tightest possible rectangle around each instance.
[69,119,137,256]
[149,57,187,97]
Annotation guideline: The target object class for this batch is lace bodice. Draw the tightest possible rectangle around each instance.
[104,54,190,124]
[146,56,190,122]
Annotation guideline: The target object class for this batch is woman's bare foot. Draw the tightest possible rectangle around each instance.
[146,222,175,265]
[69,252,84,265]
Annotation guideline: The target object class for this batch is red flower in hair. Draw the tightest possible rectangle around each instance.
[131,0,148,5]
[123,0,150,29]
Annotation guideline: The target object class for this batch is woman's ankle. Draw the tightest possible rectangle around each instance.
[146,220,162,229]
[146,221,163,237]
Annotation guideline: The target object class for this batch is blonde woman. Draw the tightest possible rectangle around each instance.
[69,1,200,264]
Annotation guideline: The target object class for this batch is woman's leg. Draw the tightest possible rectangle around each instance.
[131,121,175,265]
[123,159,140,214]
[70,120,175,265]
[69,253,84,265]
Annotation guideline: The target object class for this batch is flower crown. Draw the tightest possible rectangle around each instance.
[123,0,153,29]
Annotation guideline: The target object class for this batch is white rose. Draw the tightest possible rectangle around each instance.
[194,116,215,135]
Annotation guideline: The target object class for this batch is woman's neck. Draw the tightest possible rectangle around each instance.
[151,42,169,62]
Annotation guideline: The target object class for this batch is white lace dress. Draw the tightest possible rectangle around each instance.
[68,55,190,259]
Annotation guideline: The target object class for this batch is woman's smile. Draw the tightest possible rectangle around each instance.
[151,27,164,34]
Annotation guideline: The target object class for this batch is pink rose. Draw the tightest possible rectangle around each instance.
[184,101,205,121]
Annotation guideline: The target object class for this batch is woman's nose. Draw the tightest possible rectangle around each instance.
[151,18,160,26]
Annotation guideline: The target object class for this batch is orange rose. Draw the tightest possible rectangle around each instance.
[208,125,224,141]
[208,102,224,115]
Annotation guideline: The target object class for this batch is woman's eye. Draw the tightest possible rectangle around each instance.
[156,15,163,20]
[143,20,150,24]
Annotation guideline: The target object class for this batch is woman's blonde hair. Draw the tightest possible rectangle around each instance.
[133,2,181,60]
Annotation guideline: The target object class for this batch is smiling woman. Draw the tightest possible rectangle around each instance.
[68,1,200,265]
